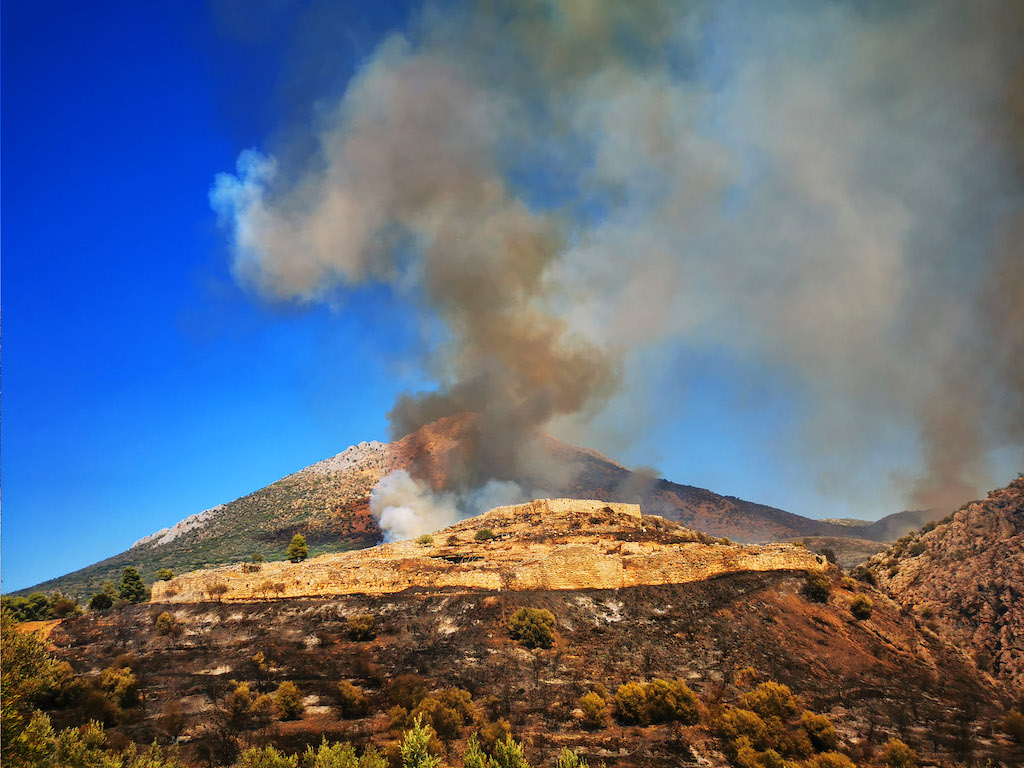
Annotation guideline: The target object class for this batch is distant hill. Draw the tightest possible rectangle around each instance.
[14,413,884,600]
[869,477,1024,692]
[820,517,872,527]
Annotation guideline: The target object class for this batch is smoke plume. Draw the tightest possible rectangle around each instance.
[370,470,536,541]
[213,1,1024,515]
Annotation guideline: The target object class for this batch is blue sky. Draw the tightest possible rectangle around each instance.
[4,2,1018,593]
[1,2,421,591]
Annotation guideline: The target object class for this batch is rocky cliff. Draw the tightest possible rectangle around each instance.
[869,476,1024,692]
[151,499,824,602]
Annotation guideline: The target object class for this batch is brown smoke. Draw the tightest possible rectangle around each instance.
[213,1,1024,513]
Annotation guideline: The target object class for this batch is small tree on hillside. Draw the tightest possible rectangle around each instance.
[157,568,174,581]
[275,681,304,720]
[286,534,309,563]
[508,607,556,649]
[89,592,113,611]
[119,567,149,603]
[401,716,441,768]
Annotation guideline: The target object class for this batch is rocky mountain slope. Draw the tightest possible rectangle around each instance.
[42,500,1017,766]
[868,477,1024,692]
[17,414,881,600]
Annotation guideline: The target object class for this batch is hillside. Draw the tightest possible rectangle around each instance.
[17,414,880,600]
[150,500,824,602]
[868,477,1024,692]
[40,499,1018,767]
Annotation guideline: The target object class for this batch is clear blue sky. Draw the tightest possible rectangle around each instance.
[6,2,1013,593]
[1,2,423,591]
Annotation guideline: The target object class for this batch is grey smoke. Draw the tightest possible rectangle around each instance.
[212,1,1024,514]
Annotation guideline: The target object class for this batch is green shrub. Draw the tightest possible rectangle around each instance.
[335,681,368,718]
[733,738,784,768]
[154,611,175,636]
[49,595,80,618]
[850,594,873,620]
[879,738,917,768]
[157,568,174,581]
[715,707,770,751]
[579,691,608,729]
[301,738,386,768]
[804,753,856,768]
[347,614,377,642]
[389,705,412,732]
[236,745,298,768]
[476,718,511,754]
[474,529,496,542]
[840,577,856,591]
[389,674,429,710]
[614,682,648,724]
[435,687,476,725]
[275,681,304,720]
[802,571,831,603]
[88,592,113,611]
[907,541,926,557]
[800,711,837,751]
[99,665,138,708]
[411,696,463,742]
[507,607,556,649]
[416,534,434,546]
[643,678,699,725]
[739,682,800,722]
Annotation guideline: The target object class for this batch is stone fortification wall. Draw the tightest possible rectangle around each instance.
[152,499,822,603]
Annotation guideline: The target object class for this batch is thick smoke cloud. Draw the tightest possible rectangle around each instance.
[213,1,1024,515]
[370,470,537,541]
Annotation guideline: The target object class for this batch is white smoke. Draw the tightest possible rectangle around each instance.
[369,470,458,542]
[369,471,542,542]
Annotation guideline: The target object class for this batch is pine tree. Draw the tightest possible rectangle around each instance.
[401,716,441,768]
[118,567,149,604]
[286,534,309,563]
[491,735,531,768]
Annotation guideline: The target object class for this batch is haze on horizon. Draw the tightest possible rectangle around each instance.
[3,0,1023,592]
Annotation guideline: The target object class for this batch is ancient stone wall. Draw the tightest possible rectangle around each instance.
[152,499,823,603]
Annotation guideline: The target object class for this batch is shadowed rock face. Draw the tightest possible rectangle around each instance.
[151,499,824,603]
[870,477,1024,692]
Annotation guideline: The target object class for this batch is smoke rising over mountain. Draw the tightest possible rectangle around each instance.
[212,1,1024,515]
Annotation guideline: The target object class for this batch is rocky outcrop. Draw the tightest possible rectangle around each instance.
[152,499,824,603]
[132,505,226,549]
[870,477,1024,692]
